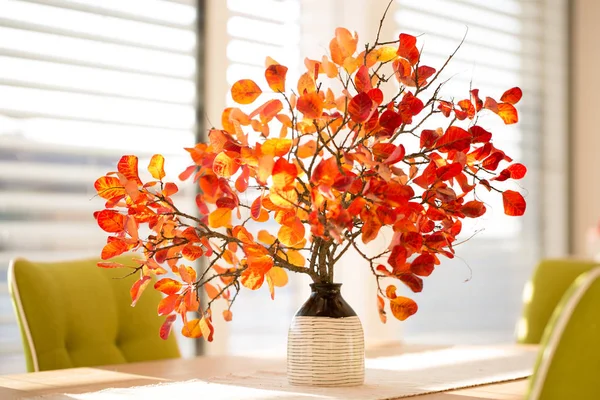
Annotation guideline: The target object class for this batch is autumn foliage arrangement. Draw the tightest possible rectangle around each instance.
[93,17,526,342]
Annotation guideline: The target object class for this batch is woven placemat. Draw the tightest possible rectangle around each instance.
[29,345,537,400]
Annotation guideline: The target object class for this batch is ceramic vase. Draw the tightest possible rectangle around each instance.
[287,283,364,386]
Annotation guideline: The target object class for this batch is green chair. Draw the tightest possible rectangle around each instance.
[527,267,600,399]
[516,258,599,344]
[8,255,180,372]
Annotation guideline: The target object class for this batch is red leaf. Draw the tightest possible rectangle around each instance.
[250,196,262,220]
[354,65,372,92]
[379,110,402,131]
[461,200,487,218]
[397,273,423,292]
[348,92,374,123]
[415,65,436,86]
[367,88,384,105]
[397,33,419,65]
[420,129,441,149]
[159,315,177,340]
[507,163,527,179]
[500,87,522,105]
[437,126,471,152]
[469,126,492,143]
[388,245,408,272]
[411,254,435,276]
[502,190,526,216]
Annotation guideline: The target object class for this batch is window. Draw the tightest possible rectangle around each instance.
[393,0,566,344]
[0,0,198,373]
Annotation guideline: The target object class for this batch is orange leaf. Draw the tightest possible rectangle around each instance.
[277,217,305,246]
[204,283,221,300]
[389,296,418,321]
[96,209,126,233]
[208,208,232,228]
[265,64,288,92]
[272,158,297,189]
[267,267,288,287]
[297,91,323,119]
[496,103,518,124]
[154,278,182,295]
[157,294,179,316]
[184,289,199,312]
[148,154,166,180]
[261,138,292,157]
[329,27,358,65]
[297,140,317,158]
[231,79,262,104]
[256,155,274,185]
[502,190,526,216]
[130,275,151,306]
[97,261,124,269]
[199,317,214,342]
[182,244,204,261]
[94,176,126,201]
[213,151,240,178]
[377,295,387,323]
[178,265,197,284]
[269,187,298,209]
[500,87,522,105]
[241,268,265,290]
[159,315,177,340]
[101,237,130,259]
[118,155,142,185]
[257,230,276,245]
[223,309,233,321]
[182,318,202,338]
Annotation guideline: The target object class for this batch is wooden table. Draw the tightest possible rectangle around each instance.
[0,344,534,399]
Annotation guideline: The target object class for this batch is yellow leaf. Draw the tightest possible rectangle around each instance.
[208,208,232,228]
[148,154,165,180]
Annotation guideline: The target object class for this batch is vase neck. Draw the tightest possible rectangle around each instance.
[296,283,356,318]
[310,283,342,296]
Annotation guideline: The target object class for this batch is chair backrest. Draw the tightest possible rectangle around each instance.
[527,267,600,400]
[516,258,598,344]
[8,255,180,372]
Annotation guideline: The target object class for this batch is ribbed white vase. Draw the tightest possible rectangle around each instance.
[287,283,365,386]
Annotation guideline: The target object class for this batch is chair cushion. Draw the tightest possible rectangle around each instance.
[9,255,180,371]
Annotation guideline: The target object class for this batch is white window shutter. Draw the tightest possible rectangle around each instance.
[0,0,197,373]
